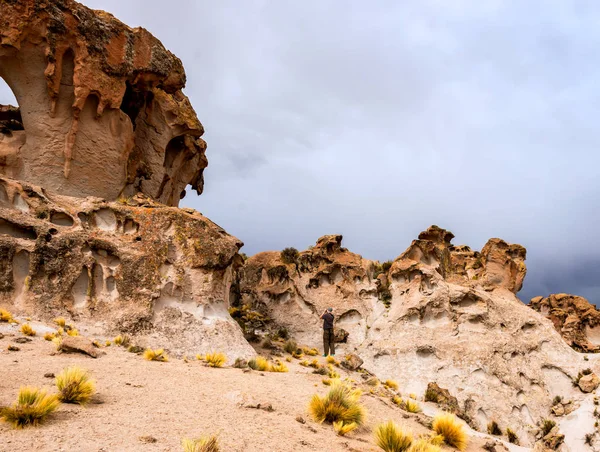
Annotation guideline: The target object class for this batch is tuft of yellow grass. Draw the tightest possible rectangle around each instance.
[113,334,130,347]
[431,412,468,451]
[20,323,36,336]
[309,358,320,369]
[374,420,413,452]
[269,360,288,373]
[428,434,444,446]
[0,387,60,428]
[182,434,220,452]
[204,352,227,368]
[0,308,14,323]
[407,438,441,452]
[292,350,304,359]
[308,381,365,426]
[66,328,79,337]
[248,356,270,371]
[283,339,297,354]
[403,399,422,413]
[44,332,55,341]
[384,380,399,390]
[105,340,111,347]
[334,420,358,436]
[408,393,417,400]
[52,336,63,351]
[56,366,95,405]
[392,395,403,406]
[328,365,340,379]
[53,317,66,328]
[144,348,168,362]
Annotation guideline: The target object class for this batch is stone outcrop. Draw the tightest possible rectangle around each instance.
[0,175,253,358]
[530,293,600,353]
[0,0,206,206]
[237,226,591,447]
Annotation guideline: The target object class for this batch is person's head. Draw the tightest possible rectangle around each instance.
[327,307,333,312]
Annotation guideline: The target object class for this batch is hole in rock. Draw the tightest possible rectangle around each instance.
[0,78,23,136]
[12,192,29,213]
[119,81,148,129]
[0,218,37,239]
[50,211,74,227]
[92,208,117,231]
[72,267,90,309]
[337,309,363,324]
[12,250,30,304]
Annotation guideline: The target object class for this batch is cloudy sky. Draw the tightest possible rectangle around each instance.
[1,1,598,303]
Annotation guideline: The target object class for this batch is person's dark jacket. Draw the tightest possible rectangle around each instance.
[322,312,334,330]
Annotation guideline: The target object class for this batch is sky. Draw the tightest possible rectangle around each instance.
[1,1,598,303]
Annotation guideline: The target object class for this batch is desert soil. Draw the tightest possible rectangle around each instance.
[1,321,496,452]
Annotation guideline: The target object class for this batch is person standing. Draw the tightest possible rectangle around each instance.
[320,307,335,357]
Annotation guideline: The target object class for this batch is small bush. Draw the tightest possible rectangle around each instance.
[313,367,328,376]
[20,323,36,336]
[53,317,66,328]
[403,399,422,413]
[280,247,299,264]
[0,308,14,323]
[105,340,111,346]
[44,332,55,341]
[309,359,320,369]
[56,366,95,405]
[432,412,468,451]
[541,419,556,436]
[407,439,441,452]
[374,420,413,452]
[284,340,297,354]
[424,388,439,403]
[0,387,60,428]
[248,356,270,371]
[113,335,131,347]
[233,358,247,368]
[552,395,563,406]
[392,395,403,406]
[276,327,289,340]
[487,420,502,436]
[334,420,358,436]
[308,381,365,426]
[144,348,168,362]
[384,380,399,390]
[182,435,220,452]
[292,350,304,359]
[506,427,519,445]
[269,360,289,373]
[328,365,340,379]
[66,328,79,337]
[261,337,274,349]
[585,433,594,446]
[303,347,318,356]
[204,352,227,368]
[366,377,380,387]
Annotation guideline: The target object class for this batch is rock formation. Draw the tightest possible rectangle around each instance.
[0,175,253,358]
[530,293,600,353]
[0,0,206,206]
[238,226,593,447]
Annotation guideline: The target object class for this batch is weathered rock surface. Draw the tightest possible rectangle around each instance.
[238,226,591,446]
[59,335,104,358]
[578,373,600,393]
[0,176,253,359]
[530,293,600,353]
[0,0,206,206]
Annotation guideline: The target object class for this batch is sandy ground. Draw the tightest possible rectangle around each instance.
[0,321,498,452]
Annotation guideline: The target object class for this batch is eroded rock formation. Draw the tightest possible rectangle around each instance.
[0,0,206,205]
[530,293,600,353]
[0,175,253,358]
[238,226,593,447]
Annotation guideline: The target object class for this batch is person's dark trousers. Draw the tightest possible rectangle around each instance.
[323,328,335,356]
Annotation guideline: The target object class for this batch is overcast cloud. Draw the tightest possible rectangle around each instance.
[1,1,598,303]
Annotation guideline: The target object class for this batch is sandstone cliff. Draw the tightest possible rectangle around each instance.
[238,226,593,448]
[530,293,600,353]
[0,0,206,206]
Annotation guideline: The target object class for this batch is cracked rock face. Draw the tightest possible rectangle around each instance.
[0,0,206,206]
[238,226,592,447]
[0,176,253,359]
[530,293,600,353]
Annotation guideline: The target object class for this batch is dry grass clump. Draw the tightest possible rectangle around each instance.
[20,323,36,336]
[292,350,304,359]
[431,412,468,451]
[506,427,519,445]
[403,399,422,413]
[0,308,14,323]
[44,332,55,341]
[366,377,380,387]
[269,360,289,373]
[328,365,340,379]
[309,358,320,369]
[204,352,227,368]
[303,347,319,356]
[182,435,220,452]
[541,419,556,436]
[334,420,358,436]
[53,317,66,328]
[105,340,111,346]
[0,387,60,428]
[113,334,131,347]
[384,380,399,391]
[487,420,502,435]
[248,356,270,371]
[407,438,441,452]
[424,388,439,403]
[299,360,309,367]
[144,348,169,362]
[56,366,95,405]
[66,328,79,337]
[308,381,365,427]
[374,420,413,452]
[283,339,297,354]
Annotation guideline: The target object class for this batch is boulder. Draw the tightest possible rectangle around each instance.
[425,382,460,414]
[59,336,105,358]
[341,354,364,371]
[578,373,600,393]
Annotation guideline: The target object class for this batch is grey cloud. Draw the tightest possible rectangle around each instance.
[4,0,600,304]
